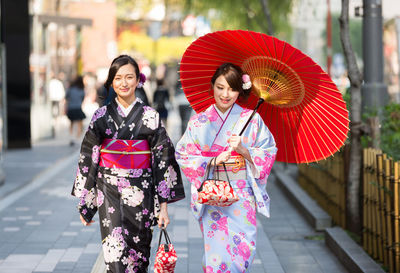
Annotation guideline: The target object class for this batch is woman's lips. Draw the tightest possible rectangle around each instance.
[220,99,230,104]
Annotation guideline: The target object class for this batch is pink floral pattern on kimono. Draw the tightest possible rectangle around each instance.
[176,104,277,219]
[176,103,277,272]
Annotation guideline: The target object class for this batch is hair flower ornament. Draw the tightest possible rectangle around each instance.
[242,74,252,90]
[137,72,146,88]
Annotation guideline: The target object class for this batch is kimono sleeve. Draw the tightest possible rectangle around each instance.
[71,107,105,223]
[149,112,185,204]
[175,117,211,190]
[246,113,277,184]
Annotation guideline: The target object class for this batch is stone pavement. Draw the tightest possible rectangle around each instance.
[0,109,349,272]
[143,173,348,273]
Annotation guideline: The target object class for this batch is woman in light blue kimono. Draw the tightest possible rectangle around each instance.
[175,63,277,272]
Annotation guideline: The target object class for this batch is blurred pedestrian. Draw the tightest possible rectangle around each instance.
[96,84,108,106]
[65,76,86,146]
[174,79,193,135]
[71,55,185,272]
[152,79,170,126]
[175,63,277,272]
[48,72,66,118]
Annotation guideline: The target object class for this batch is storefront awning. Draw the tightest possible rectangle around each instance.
[37,14,92,26]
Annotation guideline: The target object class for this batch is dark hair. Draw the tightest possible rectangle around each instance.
[104,55,140,91]
[70,75,84,90]
[156,78,164,87]
[211,63,251,100]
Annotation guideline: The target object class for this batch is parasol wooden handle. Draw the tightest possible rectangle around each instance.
[239,98,265,136]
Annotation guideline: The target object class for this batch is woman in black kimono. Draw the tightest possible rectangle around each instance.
[71,55,185,273]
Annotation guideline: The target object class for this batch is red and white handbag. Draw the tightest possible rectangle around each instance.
[154,228,177,273]
[197,158,239,207]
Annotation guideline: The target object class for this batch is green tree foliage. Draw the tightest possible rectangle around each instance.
[184,0,292,37]
[115,0,153,20]
[324,13,362,60]
[381,102,400,161]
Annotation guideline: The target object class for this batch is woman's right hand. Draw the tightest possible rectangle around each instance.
[215,151,231,165]
[80,214,95,226]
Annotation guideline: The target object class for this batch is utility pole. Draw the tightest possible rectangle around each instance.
[362,0,388,148]
[362,0,388,114]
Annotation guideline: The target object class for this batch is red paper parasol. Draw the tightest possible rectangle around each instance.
[179,30,349,164]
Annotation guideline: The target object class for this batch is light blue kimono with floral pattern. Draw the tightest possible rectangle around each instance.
[176,103,277,272]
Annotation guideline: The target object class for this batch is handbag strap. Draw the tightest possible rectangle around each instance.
[221,162,230,182]
[197,157,234,191]
[213,162,231,182]
[158,228,172,246]
[198,157,216,192]
[213,157,220,180]
[157,227,172,252]
[212,158,234,188]
[216,162,232,186]
[205,157,215,181]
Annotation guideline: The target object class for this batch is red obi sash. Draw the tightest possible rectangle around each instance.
[99,139,151,169]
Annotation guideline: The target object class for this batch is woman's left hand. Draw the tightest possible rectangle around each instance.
[158,202,170,228]
[228,134,253,162]
[228,134,245,154]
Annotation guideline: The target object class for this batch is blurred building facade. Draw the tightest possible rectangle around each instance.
[382,0,400,103]
[30,0,117,142]
[289,0,361,68]
[290,0,400,101]
[289,0,328,67]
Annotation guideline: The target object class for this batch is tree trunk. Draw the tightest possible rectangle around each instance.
[368,116,380,148]
[259,0,274,35]
[339,0,363,234]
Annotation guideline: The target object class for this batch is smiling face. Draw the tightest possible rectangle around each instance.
[213,75,240,113]
[112,64,139,106]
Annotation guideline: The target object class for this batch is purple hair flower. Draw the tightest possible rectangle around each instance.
[137,72,146,88]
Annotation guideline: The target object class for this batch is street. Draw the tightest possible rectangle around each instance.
[0,107,349,273]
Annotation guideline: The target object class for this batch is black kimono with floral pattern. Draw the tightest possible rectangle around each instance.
[71,99,185,273]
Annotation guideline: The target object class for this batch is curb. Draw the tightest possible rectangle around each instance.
[325,227,385,273]
[272,164,385,273]
[272,164,332,231]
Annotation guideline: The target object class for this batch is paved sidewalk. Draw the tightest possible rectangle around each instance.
[147,180,284,273]
[0,108,349,272]
[261,173,348,273]
[0,146,101,273]
[90,175,349,272]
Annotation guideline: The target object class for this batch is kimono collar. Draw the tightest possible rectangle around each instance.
[213,105,233,121]
[206,103,242,123]
[107,98,144,139]
[115,97,137,117]
[206,103,244,150]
